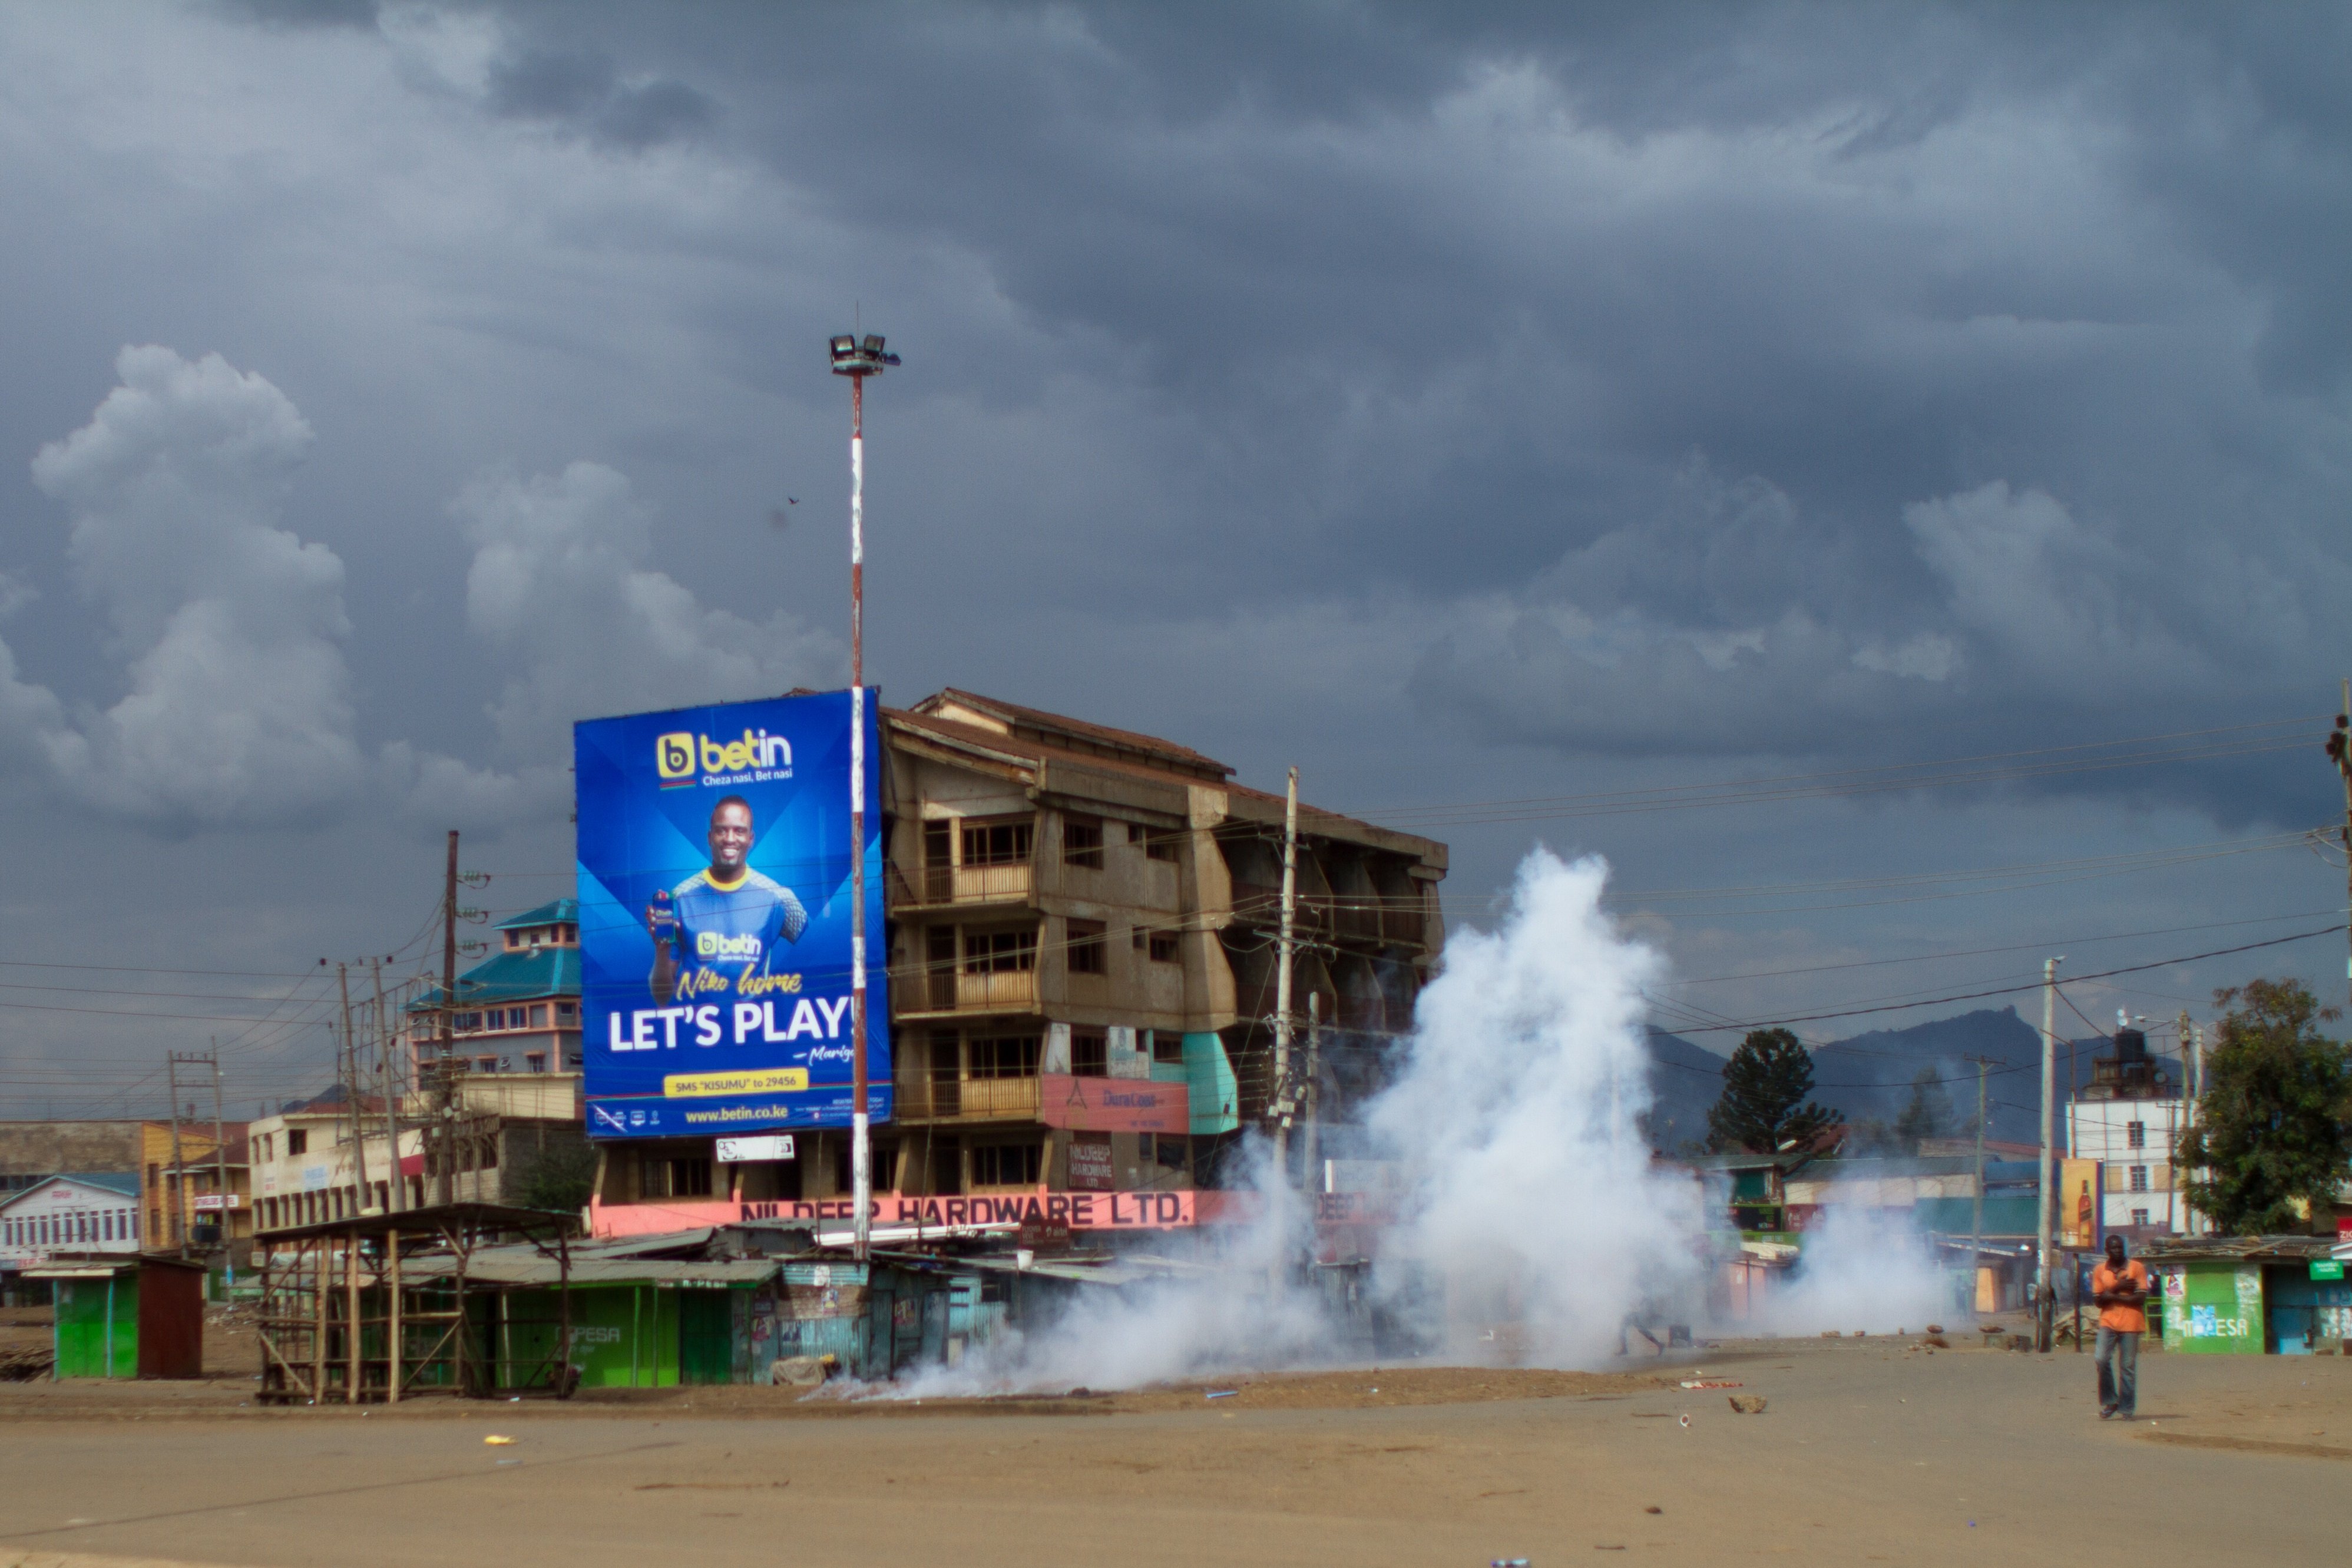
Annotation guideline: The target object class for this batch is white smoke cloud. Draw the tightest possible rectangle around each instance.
[1749,1206,1956,1337]
[454,462,841,759]
[23,345,368,828]
[1365,846,1709,1362]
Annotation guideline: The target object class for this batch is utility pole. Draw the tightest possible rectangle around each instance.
[2327,679,2352,1011]
[373,958,405,1212]
[437,830,459,1206]
[1301,991,1322,1193]
[338,962,371,1212]
[208,1045,229,1266]
[1271,767,1300,1184]
[1968,1056,1990,1267]
[2036,955,2062,1351]
[164,1052,186,1258]
[830,329,898,1262]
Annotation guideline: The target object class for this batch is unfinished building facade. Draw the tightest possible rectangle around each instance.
[596,689,1445,1214]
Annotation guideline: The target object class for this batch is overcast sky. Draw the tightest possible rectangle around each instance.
[2,1,2348,1118]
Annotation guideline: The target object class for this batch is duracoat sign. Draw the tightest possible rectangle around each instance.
[575,692,891,1139]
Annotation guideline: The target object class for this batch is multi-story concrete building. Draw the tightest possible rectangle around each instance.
[593,689,1446,1225]
[2067,1026,2192,1237]
[251,1074,587,1231]
[405,899,584,1081]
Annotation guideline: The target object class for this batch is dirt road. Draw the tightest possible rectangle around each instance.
[1,1336,2346,1567]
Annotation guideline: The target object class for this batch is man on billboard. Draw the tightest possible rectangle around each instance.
[647,795,809,1005]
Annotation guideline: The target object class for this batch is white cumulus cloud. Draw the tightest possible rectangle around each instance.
[456,461,840,758]
[24,345,366,828]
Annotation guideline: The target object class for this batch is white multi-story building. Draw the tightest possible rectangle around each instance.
[2067,1024,2196,1237]
[0,1173,142,1273]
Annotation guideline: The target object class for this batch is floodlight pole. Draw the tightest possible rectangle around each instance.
[833,332,898,1263]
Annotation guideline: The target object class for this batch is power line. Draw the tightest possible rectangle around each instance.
[1659,924,2344,1037]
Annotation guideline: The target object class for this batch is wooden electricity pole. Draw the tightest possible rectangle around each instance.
[1271,767,1299,1182]
[437,831,459,1206]
[1967,1056,1991,1263]
[164,1052,186,1257]
[373,958,405,1212]
[338,962,371,1212]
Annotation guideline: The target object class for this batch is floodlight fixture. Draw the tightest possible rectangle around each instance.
[831,332,902,376]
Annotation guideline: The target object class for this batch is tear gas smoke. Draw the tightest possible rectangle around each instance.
[1362,848,1708,1362]
[1749,1206,1956,1337]
[859,848,1944,1397]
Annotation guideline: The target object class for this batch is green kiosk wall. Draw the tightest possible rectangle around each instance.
[52,1273,138,1379]
[2159,1262,2264,1354]
[486,1282,749,1389]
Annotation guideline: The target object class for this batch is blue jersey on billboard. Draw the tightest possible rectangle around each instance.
[575,692,890,1140]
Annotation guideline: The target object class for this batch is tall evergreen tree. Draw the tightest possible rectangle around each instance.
[2178,978,2352,1234]
[1706,1027,1844,1153]
[1893,1067,1953,1151]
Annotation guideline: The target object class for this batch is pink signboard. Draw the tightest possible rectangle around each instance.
[1037,1074,1189,1133]
[1067,1138,1115,1190]
[591,1189,1196,1236]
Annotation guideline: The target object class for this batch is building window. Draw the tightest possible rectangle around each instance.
[1144,829,1178,863]
[2126,1121,2146,1149]
[961,820,1033,867]
[646,1156,712,1199]
[556,1001,578,1023]
[531,1004,549,1027]
[287,1130,307,1156]
[1154,1133,1188,1171]
[1072,1032,1109,1077]
[1067,919,1107,975]
[971,1142,1042,1187]
[833,1141,902,1194]
[970,1036,1041,1079]
[964,928,1037,974]
[1152,1030,1185,1064]
[1149,924,1180,963]
[525,1052,546,1074]
[2131,1208,2149,1227]
[1063,816,1104,870]
[2129,1166,2149,1192]
[455,1012,483,1032]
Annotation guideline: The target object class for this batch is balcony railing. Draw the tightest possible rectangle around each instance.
[892,859,1036,908]
[893,1070,1043,1122]
[891,965,1039,1015]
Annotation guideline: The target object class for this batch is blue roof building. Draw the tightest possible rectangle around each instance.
[408,899,583,1075]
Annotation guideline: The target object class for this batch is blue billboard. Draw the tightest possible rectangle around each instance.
[574,691,890,1140]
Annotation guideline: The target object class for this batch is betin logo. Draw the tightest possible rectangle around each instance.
[697,932,763,960]
[656,727,790,786]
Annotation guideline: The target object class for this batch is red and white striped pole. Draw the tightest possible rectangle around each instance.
[831,331,895,1262]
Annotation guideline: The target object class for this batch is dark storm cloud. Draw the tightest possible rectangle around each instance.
[485,42,717,150]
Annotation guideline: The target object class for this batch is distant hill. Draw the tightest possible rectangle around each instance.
[1642,1008,2125,1153]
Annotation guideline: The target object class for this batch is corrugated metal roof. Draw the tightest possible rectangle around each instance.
[410,944,580,1011]
[409,1256,778,1288]
[0,1172,140,1209]
[498,898,579,931]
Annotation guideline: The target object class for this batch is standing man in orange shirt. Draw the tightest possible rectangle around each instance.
[2090,1233,2149,1419]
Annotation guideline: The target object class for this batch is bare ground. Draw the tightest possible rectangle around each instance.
[0,1332,2346,1566]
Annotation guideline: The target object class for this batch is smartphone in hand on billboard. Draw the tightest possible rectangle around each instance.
[574,692,890,1140]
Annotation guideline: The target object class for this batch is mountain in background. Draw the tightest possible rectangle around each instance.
[1640,1010,2158,1154]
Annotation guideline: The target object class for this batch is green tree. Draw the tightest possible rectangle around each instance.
[1706,1027,1844,1153]
[1893,1068,1953,1152]
[515,1140,598,1215]
[2179,978,2352,1234]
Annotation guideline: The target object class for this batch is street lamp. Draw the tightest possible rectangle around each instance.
[833,328,898,1263]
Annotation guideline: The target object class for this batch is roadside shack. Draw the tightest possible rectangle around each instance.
[25,1255,207,1379]
[2136,1236,2351,1355]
